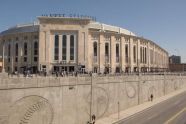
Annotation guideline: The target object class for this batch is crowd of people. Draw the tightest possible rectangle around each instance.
[7,69,183,78]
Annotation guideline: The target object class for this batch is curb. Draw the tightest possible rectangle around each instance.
[111,89,186,124]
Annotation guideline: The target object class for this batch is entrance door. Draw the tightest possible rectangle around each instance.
[33,66,38,73]
[62,66,68,72]
[93,67,98,73]
[69,66,75,72]
[54,66,60,72]
[104,67,109,74]
[81,68,85,74]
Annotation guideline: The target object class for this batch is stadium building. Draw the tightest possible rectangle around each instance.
[0,15,169,74]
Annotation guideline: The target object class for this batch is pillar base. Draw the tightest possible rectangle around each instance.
[0,71,8,77]
[1,68,5,73]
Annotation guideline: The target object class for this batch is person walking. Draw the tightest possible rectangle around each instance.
[150,94,154,101]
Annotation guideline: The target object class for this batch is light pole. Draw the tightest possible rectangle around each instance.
[90,72,93,122]
[99,42,101,73]
[137,59,140,105]
[163,72,166,95]
[138,73,140,105]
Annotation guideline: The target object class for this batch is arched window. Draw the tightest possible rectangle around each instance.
[142,47,145,63]
[116,44,119,62]
[8,44,11,56]
[15,43,18,56]
[34,42,38,55]
[62,35,67,60]
[105,43,109,62]
[150,49,153,64]
[54,35,59,60]
[23,42,27,62]
[8,44,11,62]
[93,42,97,62]
[133,46,136,63]
[24,42,27,56]
[15,43,18,62]
[125,44,128,63]
[93,42,97,56]
[70,35,74,60]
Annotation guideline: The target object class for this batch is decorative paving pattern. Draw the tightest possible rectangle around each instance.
[9,95,54,124]
[125,83,136,98]
[85,87,109,118]
[0,116,8,124]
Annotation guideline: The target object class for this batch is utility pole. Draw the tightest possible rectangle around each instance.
[164,72,166,95]
[138,73,140,105]
[137,58,141,105]
[90,73,93,122]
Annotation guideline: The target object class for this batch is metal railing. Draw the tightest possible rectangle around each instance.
[4,71,186,78]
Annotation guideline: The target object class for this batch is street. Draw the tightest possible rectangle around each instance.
[116,91,186,124]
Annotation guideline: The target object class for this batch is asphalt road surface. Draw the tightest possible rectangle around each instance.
[115,91,186,124]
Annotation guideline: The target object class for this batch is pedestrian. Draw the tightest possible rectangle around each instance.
[150,94,154,101]
[92,114,96,124]
[44,71,47,77]
[75,71,78,77]
[56,72,58,77]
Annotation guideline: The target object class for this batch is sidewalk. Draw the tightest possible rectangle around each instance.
[96,88,186,124]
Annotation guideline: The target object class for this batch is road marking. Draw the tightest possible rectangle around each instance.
[147,113,158,120]
[164,107,186,124]
[173,101,180,105]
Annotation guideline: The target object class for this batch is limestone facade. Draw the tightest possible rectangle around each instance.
[0,16,169,73]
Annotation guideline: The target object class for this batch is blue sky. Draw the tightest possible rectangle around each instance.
[0,0,186,62]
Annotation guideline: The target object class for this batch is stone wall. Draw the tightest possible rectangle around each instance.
[0,75,185,124]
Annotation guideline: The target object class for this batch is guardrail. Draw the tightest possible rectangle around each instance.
[3,72,186,78]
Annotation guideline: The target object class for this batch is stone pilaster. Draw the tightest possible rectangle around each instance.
[45,31,51,72]
[121,37,125,72]
[11,40,14,72]
[147,42,150,72]
[99,34,105,73]
[87,34,93,72]
[129,37,134,72]
[110,36,116,73]
[66,35,70,63]
[137,39,141,72]
[58,35,62,62]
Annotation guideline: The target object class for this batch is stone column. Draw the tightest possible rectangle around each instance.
[87,34,93,72]
[142,47,144,64]
[38,31,49,72]
[129,37,134,72]
[74,35,77,64]
[137,39,141,72]
[147,42,150,72]
[153,45,155,71]
[67,35,70,63]
[39,31,45,66]
[99,34,105,73]
[11,41,14,72]
[121,37,125,72]
[59,35,62,62]
[110,36,116,73]
[45,31,51,73]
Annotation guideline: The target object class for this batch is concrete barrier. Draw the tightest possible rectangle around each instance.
[0,74,186,124]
